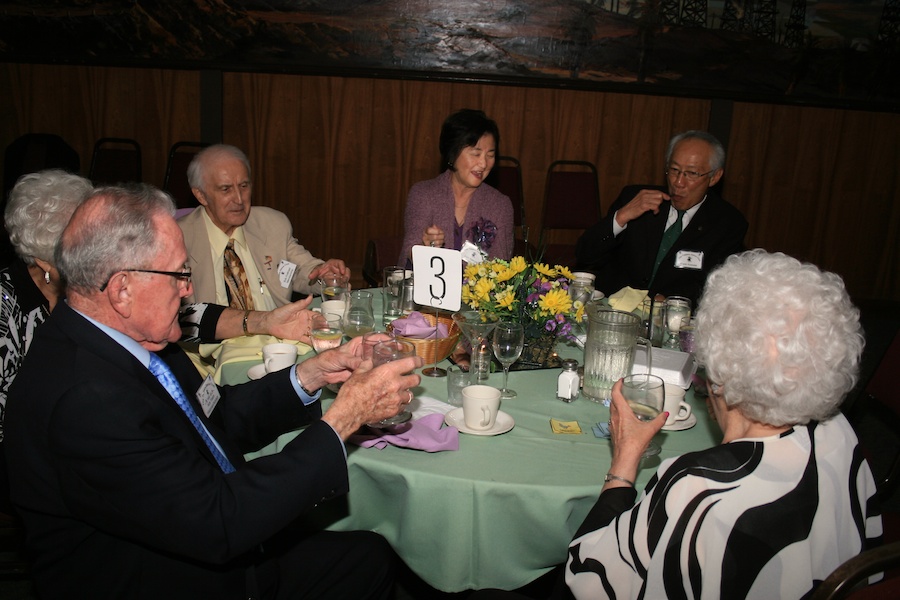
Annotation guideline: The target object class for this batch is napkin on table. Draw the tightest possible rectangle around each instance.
[200,335,313,384]
[391,311,449,339]
[349,413,459,451]
[607,286,648,313]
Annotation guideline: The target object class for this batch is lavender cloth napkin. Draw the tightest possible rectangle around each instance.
[349,413,459,451]
[391,311,449,339]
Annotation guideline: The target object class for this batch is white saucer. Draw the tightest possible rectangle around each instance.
[444,408,515,436]
[662,413,697,431]
[247,363,267,380]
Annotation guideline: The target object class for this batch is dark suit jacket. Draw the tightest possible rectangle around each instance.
[5,302,348,599]
[576,185,748,304]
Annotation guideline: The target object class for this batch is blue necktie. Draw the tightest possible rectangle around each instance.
[147,353,236,474]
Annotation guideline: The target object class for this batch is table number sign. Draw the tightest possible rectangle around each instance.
[411,245,462,313]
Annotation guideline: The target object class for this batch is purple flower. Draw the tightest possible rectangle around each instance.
[545,319,557,332]
[468,218,498,250]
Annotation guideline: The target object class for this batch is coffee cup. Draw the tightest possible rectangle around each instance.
[262,343,298,373]
[663,383,692,426]
[462,385,501,430]
[320,299,347,321]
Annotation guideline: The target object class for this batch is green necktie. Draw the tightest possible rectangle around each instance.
[651,209,686,283]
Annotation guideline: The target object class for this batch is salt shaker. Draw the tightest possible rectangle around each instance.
[557,359,580,402]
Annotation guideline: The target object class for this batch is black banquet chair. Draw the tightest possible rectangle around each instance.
[163,141,209,209]
[539,160,600,267]
[88,137,142,185]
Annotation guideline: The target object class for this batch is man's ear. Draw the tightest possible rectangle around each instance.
[106,272,133,319]
[709,168,724,187]
[192,187,207,206]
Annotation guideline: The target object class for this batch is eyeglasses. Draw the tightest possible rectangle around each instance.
[665,166,715,182]
[99,267,192,291]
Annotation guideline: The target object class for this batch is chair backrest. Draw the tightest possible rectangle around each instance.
[3,133,80,200]
[362,236,404,288]
[487,156,525,228]
[538,160,600,267]
[809,542,900,600]
[89,137,142,185]
[163,141,209,209]
[541,160,600,229]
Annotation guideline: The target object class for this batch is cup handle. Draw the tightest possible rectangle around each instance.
[636,336,653,375]
[678,401,692,420]
[480,406,491,427]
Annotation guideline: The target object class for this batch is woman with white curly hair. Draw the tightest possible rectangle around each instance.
[565,249,882,599]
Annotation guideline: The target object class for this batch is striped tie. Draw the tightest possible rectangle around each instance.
[148,353,236,473]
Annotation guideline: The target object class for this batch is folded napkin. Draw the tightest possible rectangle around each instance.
[608,286,648,313]
[550,418,583,434]
[349,413,459,451]
[391,311,449,339]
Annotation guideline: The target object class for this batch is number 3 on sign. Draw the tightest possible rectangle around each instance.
[411,246,462,313]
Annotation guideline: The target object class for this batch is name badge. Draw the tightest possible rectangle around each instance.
[674,250,704,270]
[277,260,297,288]
[196,375,221,418]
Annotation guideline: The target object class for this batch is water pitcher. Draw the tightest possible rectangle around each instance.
[582,305,650,405]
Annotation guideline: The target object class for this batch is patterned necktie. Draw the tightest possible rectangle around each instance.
[147,353,236,474]
[651,209,686,283]
[223,239,254,311]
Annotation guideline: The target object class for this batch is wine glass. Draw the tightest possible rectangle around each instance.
[310,313,343,353]
[361,330,395,361]
[492,321,524,399]
[452,310,499,385]
[621,373,665,457]
[368,340,417,428]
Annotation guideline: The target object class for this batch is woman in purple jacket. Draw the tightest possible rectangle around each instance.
[399,109,514,266]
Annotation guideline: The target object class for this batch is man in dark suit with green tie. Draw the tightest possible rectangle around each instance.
[576,131,748,305]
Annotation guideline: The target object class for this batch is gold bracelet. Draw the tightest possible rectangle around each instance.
[242,310,251,335]
[604,473,635,487]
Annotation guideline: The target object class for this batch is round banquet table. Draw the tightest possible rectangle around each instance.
[220,335,720,593]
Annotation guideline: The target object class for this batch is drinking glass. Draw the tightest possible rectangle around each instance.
[310,313,343,353]
[369,340,417,427]
[492,321,524,399]
[452,310,499,385]
[662,296,691,350]
[343,290,375,338]
[382,266,409,327]
[361,331,395,361]
[316,273,350,303]
[621,373,665,457]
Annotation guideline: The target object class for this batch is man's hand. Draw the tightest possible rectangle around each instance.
[253,296,315,343]
[295,336,366,391]
[615,189,670,227]
[320,354,424,439]
[308,259,350,282]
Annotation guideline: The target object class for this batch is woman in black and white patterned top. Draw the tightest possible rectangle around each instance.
[567,250,882,599]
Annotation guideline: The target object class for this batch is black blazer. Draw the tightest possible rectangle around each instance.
[576,185,748,304]
[5,302,348,599]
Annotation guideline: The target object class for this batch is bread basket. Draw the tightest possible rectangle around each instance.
[387,311,461,364]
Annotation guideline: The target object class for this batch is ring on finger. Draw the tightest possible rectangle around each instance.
[430,240,437,247]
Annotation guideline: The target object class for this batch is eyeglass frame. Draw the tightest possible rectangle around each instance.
[99,267,192,292]
[665,166,716,182]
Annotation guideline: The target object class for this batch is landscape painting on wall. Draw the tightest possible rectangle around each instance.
[1,0,897,109]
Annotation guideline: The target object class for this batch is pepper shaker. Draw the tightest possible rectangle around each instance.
[557,359,580,402]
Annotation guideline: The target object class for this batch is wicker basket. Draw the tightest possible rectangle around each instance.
[388,311,461,364]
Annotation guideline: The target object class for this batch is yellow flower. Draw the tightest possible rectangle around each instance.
[557,265,574,280]
[509,256,527,274]
[495,267,516,283]
[490,261,508,275]
[535,262,557,278]
[496,289,516,309]
[474,277,494,300]
[538,288,572,316]
[464,264,480,281]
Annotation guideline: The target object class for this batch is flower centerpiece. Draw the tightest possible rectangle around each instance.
[461,256,586,367]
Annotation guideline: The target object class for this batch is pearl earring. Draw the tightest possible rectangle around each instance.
[44,271,51,284]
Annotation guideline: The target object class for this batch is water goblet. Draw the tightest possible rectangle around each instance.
[621,373,666,458]
[310,313,343,353]
[492,321,524,399]
[343,290,375,338]
[452,310,499,385]
[368,340,417,427]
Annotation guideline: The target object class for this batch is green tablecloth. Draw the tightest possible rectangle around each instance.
[222,346,719,592]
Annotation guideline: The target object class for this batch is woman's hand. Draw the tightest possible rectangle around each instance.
[422,225,445,248]
[605,379,668,488]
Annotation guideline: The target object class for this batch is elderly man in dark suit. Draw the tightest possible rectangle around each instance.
[576,131,748,305]
[5,185,421,599]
